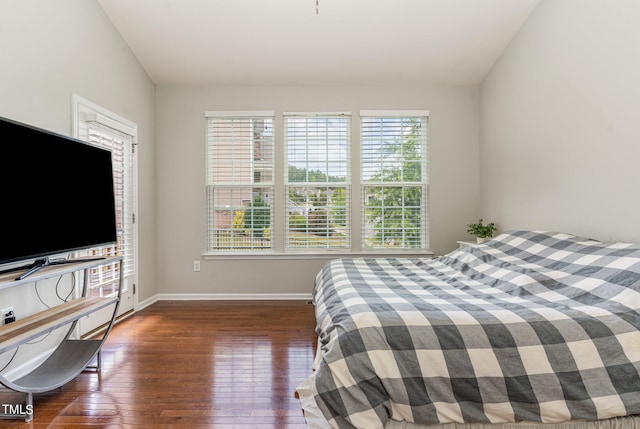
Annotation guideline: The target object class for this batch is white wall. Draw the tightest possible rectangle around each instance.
[480,0,640,243]
[156,85,480,295]
[0,0,156,373]
[0,0,157,302]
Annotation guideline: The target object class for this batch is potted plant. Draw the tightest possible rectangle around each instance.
[467,219,497,243]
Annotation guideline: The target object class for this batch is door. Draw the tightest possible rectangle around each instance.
[72,96,138,336]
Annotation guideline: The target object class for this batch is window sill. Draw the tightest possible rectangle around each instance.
[202,250,434,261]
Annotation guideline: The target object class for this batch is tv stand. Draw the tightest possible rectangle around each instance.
[0,257,122,422]
[0,256,107,281]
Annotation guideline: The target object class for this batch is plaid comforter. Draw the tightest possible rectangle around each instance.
[311,231,640,429]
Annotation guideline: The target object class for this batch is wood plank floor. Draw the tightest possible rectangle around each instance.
[0,300,318,428]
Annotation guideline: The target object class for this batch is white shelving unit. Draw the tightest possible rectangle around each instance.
[0,257,122,422]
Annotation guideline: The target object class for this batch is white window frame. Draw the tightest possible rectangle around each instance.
[360,110,430,250]
[203,109,431,259]
[205,111,275,253]
[284,112,351,252]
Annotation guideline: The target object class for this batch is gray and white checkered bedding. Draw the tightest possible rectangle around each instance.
[310,230,640,429]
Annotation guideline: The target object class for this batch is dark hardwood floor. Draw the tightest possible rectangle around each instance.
[0,300,318,428]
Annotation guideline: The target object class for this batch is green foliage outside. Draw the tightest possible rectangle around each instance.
[288,165,346,183]
[365,119,424,248]
[287,163,348,243]
[243,192,271,238]
[289,213,308,232]
[287,186,348,241]
[330,188,347,227]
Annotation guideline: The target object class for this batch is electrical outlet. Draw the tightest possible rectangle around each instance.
[193,260,201,272]
[2,307,16,325]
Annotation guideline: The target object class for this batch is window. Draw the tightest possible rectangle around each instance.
[205,109,429,255]
[284,113,350,250]
[361,111,429,249]
[206,112,274,252]
[85,124,135,295]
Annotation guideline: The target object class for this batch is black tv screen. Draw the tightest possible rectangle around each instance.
[0,116,117,267]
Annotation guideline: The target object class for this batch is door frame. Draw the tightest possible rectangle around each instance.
[71,94,138,325]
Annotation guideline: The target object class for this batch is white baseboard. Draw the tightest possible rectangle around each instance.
[155,293,312,301]
[133,293,312,314]
[136,294,159,311]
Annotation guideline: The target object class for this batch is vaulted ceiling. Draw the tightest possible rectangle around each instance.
[97,0,540,86]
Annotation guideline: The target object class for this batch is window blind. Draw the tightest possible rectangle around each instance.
[284,113,351,250]
[206,113,274,252]
[85,124,134,296]
[360,112,429,249]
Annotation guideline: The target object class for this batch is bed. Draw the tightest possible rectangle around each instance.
[297,230,640,429]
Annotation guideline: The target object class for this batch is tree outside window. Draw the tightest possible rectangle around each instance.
[362,116,428,249]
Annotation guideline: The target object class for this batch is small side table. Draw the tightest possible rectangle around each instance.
[456,240,477,248]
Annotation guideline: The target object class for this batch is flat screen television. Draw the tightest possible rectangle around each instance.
[0,116,117,279]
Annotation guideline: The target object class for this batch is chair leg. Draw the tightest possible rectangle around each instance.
[25,392,33,422]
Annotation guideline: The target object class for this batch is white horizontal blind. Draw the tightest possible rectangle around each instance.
[284,113,350,250]
[361,112,429,249]
[85,124,133,296]
[206,113,274,252]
